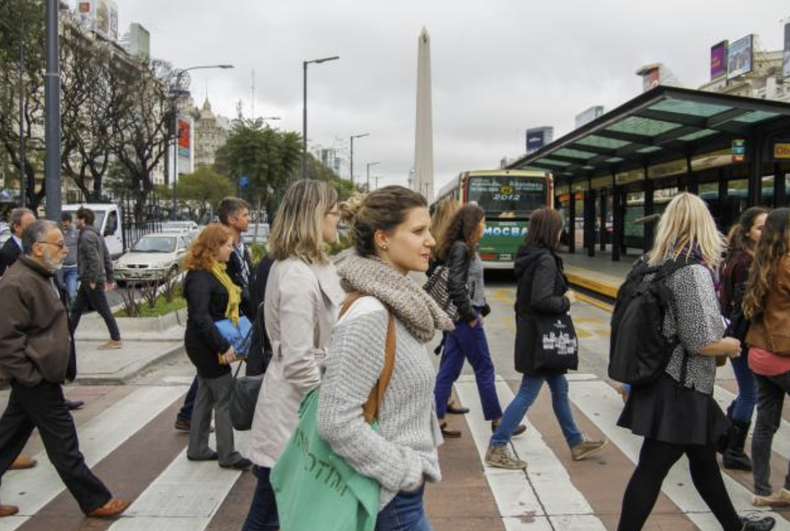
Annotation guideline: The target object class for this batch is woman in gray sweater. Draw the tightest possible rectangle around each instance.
[317,186,453,531]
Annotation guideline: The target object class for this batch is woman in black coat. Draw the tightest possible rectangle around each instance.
[484,208,607,470]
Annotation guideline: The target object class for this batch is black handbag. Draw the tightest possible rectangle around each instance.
[230,360,263,431]
[515,312,579,372]
[423,265,460,322]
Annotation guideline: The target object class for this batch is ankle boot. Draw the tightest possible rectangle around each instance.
[723,420,752,472]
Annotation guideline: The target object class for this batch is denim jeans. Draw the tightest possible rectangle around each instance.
[434,315,502,420]
[491,373,583,448]
[241,466,279,531]
[59,266,78,302]
[376,485,433,531]
[728,348,757,423]
[752,372,790,496]
[177,377,198,422]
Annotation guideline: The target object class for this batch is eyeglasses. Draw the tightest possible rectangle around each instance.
[37,241,66,250]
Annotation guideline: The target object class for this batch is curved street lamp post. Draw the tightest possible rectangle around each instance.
[301,56,339,179]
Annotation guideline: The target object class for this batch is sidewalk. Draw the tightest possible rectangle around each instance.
[72,310,186,384]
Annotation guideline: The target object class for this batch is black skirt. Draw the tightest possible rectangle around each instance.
[617,373,730,447]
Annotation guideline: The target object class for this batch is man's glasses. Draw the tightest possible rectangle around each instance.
[37,241,66,250]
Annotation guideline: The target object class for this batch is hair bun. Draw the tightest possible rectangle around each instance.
[340,193,367,225]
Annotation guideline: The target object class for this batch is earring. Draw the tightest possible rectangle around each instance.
[379,244,388,251]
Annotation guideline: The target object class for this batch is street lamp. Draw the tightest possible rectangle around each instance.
[171,64,234,219]
[0,4,26,206]
[366,162,380,192]
[373,175,384,190]
[302,56,339,180]
[349,133,369,186]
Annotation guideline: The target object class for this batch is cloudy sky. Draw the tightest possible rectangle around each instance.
[113,0,788,193]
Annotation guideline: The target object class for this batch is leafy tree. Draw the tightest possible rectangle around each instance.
[177,166,234,221]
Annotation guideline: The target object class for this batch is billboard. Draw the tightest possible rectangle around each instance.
[526,127,553,155]
[76,0,119,41]
[784,22,790,80]
[727,35,754,79]
[177,120,190,158]
[710,41,728,80]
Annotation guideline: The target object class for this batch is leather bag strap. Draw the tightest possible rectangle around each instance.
[338,292,397,424]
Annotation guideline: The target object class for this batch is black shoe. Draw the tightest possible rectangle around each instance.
[187,452,218,462]
[446,401,470,415]
[220,457,252,470]
[439,421,462,439]
[174,419,191,432]
[740,514,776,530]
[66,400,85,411]
[723,420,752,472]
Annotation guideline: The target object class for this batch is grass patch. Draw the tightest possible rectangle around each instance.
[115,285,187,318]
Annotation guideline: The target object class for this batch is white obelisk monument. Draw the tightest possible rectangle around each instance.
[413,27,434,200]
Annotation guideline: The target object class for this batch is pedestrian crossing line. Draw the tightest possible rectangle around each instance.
[0,385,188,531]
[713,384,790,460]
[455,378,607,531]
[566,380,790,531]
[108,431,250,531]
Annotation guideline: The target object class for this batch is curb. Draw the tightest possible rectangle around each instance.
[74,342,187,385]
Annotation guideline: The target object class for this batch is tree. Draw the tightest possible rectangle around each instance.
[177,166,234,222]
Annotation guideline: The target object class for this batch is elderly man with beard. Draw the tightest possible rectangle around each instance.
[0,220,129,518]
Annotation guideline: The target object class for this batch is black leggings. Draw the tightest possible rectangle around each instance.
[618,438,741,531]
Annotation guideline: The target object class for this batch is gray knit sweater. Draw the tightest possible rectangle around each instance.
[317,296,442,509]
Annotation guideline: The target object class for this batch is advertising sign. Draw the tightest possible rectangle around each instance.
[177,120,190,158]
[732,139,746,163]
[526,127,553,155]
[479,220,529,262]
[76,0,119,41]
[710,41,728,80]
[727,35,754,79]
[774,142,790,160]
[784,22,790,80]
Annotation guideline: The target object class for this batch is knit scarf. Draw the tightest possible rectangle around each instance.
[210,262,241,325]
[339,255,454,343]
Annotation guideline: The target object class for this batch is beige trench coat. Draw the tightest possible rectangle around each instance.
[247,257,344,468]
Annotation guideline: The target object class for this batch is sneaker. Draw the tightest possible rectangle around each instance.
[753,489,790,507]
[571,437,608,461]
[484,444,527,470]
[740,514,776,530]
[97,340,123,350]
[220,457,252,470]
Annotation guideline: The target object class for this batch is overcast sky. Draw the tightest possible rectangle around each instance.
[112,0,789,193]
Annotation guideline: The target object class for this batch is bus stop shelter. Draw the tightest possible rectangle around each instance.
[507,86,790,261]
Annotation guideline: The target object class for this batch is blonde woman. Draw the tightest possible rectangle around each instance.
[429,198,460,264]
[182,224,250,470]
[242,180,344,531]
[616,193,774,531]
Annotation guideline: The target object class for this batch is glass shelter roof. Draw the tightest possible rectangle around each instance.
[509,86,790,185]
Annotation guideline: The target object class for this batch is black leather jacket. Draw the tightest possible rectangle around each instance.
[446,241,476,322]
[514,244,570,317]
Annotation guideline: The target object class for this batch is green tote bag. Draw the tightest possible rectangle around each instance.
[271,292,396,531]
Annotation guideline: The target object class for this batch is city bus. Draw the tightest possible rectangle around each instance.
[433,169,553,269]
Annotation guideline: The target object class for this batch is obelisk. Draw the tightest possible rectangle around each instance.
[413,27,434,200]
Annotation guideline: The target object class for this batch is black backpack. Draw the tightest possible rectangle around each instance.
[608,256,697,386]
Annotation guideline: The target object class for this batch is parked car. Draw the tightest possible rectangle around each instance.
[114,233,189,283]
[160,221,199,234]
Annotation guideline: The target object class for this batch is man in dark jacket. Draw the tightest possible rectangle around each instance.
[0,208,35,278]
[0,220,129,518]
[69,208,122,350]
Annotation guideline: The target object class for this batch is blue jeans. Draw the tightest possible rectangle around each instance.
[177,377,198,422]
[434,316,502,420]
[61,266,78,302]
[241,466,279,531]
[376,485,433,531]
[728,349,757,423]
[491,373,583,448]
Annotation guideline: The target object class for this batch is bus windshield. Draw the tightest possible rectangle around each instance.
[467,176,546,216]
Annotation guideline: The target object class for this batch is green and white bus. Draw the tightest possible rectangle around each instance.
[433,169,553,269]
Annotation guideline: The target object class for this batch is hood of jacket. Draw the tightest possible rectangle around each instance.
[514,244,554,280]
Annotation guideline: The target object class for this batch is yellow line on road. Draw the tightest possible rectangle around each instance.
[575,292,614,313]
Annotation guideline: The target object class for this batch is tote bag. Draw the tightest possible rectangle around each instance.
[516,311,579,372]
[271,293,396,531]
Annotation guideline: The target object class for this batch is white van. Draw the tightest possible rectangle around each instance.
[61,203,124,259]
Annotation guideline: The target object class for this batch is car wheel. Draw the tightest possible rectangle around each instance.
[168,265,179,280]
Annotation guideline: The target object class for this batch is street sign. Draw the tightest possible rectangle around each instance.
[732,139,746,163]
[240,176,250,188]
[774,142,790,160]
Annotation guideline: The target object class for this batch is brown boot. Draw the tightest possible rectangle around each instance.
[9,456,36,470]
[88,499,131,518]
[439,421,461,439]
[0,505,19,517]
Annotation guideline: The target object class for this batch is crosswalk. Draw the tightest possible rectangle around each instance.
[1,376,789,531]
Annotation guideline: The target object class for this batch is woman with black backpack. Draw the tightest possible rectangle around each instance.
[616,193,774,531]
[485,208,607,470]
[719,207,768,471]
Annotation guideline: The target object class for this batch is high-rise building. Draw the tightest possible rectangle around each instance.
[193,98,232,169]
[526,127,554,155]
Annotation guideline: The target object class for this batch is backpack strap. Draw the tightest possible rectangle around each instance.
[338,292,397,424]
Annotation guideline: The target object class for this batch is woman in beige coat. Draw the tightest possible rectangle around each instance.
[242,180,344,531]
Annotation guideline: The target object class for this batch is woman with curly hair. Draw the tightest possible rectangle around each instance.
[182,223,251,470]
[743,207,790,508]
[432,204,521,438]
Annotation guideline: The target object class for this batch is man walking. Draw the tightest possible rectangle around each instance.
[69,207,122,350]
[0,208,35,278]
[174,197,253,432]
[0,220,129,518]
[60,212,79,302]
